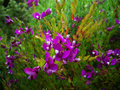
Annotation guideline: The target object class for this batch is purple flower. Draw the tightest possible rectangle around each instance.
[53,33,66,44]
[44,63,58,75]
[41,11,46,19]
[107,27,112,31]
[8,69,14,74]
[32,12,41,20]
[34,0,39,6]
[6,19,13,25]
[85,80,91,85]
[0,37,2,41]
[45,8,51,15]
[44,52,58,75]
[24,66,41,80]
[5,15,10,19]
[81,69,87,78]
[116,19,120,25]
[72,24,75,28]
[15,28,23,35]
[43,43,51,51]
[27,0,34,7]
[81,68,97,79]
[92,50,99,56]
[11,40,21,47]
[111,59,116,65]
[63,48,79,62]
[5,56,16,74]
[27,0,39,7]
[81,70,92,78]
[25,27,33,34]
[106,49,114,56]
[1,44,6,48]
[73,17,83,22]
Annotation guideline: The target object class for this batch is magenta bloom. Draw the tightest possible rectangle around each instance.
[25,27,33,34]
[44,63,58,75]
[27,0,34,7]
[6,19,13,25]
[24,66,41,80]
[41,11,46,19]
[0,37,2,41]
[32,12,41,20]
[45,8,51,15]
[34,0,39,6]
[107,27,112,31]
[92,50,99,56]
[53,33,66,45]
[116,19,120,25]
[81,67,97,79]
[11,40,21,47]
[44,52,58,75]
[15,28,23,35]
[73,17,83,22]
[27,0,39,7]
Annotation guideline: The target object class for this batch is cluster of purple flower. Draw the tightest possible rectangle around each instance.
[96,0,105,4]
[106,25,114,31]
[43,31,81,74]
[97,49,120,68]
[5,55,16,74]
[8,79,18,86]
[81,64,97,85]
[73,16,83,22]
[27,0,39,7]
[15,27,33,35]
[106,19,120,31]
[0,37,2,41]
[32,8,51,20]
[116,19,120,25]
[24,66,41,80]
[5,15,14,25]
[24,31,81,80]
[11,40,21,47]
[4,49,22,74]
[81,48,120,85]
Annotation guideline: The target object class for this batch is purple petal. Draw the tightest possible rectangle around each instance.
[45,51,50,61]
[32,12,41,20]
[111,59,116,65]
[81,69,87,78]
[116,19,120,25]
[107,27,112,31]
[24,68,36,75]
[96,57,101,62]
[53,36,59,44]
[53,43,63,51]
[87,72,92,78]
[41,11,46,19]
[0,37,2,41]
[62,50,70,58]
[106,50,114,56]
[34,0,39,6]
[43,43,48,51]
[45,8,51,15]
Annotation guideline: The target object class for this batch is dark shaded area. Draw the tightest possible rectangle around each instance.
[3,0,10,7]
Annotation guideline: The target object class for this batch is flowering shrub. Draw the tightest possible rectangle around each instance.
[0,0,120,89]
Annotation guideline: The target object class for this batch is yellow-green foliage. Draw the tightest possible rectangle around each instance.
[71,0,78,14]
[73,2,103,41]
[43,0,68,37]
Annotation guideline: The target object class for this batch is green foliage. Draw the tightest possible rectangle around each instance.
[0,0,31,38]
